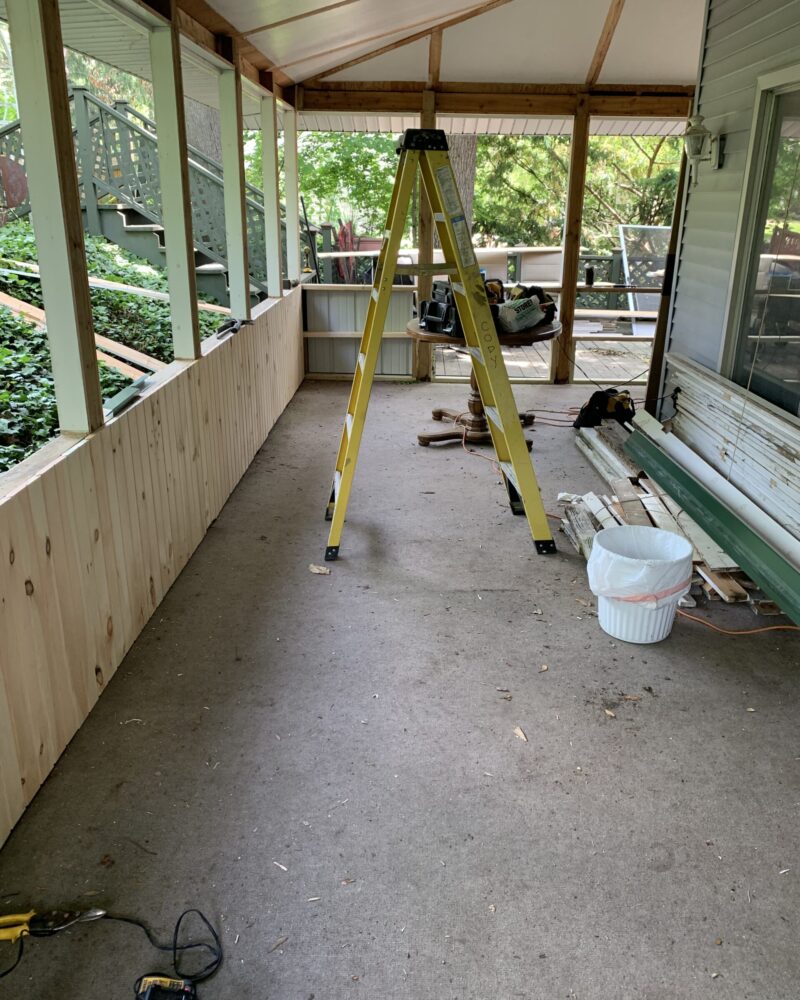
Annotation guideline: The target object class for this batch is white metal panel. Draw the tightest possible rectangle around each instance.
[212,0,468,80]
[325,37,429,81]
[439,1,609,83]
[599,0,706,84]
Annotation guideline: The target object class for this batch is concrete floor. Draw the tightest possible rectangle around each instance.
[1,381,799,1000]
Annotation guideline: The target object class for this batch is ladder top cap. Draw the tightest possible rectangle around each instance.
[398,129,449,152]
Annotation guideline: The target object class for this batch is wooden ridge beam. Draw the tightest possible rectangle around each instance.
[427,29,442,90]
[586,0,626,86]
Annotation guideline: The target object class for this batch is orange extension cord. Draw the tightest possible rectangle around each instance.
[676,609,800,636]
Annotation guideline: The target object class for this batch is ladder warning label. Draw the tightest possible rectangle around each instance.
[451,215,476,268]
[435,167,460,214]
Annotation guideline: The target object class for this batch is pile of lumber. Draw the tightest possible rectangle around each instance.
[563,422,781,614]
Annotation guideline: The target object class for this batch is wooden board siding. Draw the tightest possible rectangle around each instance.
[0,289,304,846]
[664,352,800,540]
[668,0,800,369]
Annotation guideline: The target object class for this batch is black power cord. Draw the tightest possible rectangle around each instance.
[0,909,222,994]
[106,909,222,984]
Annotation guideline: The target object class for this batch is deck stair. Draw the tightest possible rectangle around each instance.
[0,89,311,306]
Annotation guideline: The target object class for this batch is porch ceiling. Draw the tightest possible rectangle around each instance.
[203,0,706,86]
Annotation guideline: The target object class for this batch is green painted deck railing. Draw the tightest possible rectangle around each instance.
[0,89,292,295]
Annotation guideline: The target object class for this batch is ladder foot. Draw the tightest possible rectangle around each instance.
[325,546,339,561]
[535,539,557,555]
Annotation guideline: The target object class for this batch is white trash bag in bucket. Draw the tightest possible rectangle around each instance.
[587,525,693,644]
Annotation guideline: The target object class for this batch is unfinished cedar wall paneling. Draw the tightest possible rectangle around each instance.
[0,289,304,845]
[669,0,800,369]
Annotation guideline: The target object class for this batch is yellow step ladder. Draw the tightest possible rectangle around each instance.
[324,129,556,561]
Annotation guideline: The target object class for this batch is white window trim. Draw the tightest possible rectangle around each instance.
[720,61,800,382]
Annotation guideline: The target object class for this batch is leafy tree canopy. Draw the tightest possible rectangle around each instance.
[474,134,681,252]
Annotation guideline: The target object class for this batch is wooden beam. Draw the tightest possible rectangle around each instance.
[645,151,687,416]
[298,84,692,117]
[240,0,362,37]
[304,0,514,83]
[427,29,443,90]
[414,90,436,381]
[586,0,625,87]
[6,0,103,433]
[261,93,284,298]
[552,96,590,384]
[149,10,201,360]
[219,56,251,319]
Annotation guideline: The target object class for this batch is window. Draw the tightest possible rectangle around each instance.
[731,88,800,417]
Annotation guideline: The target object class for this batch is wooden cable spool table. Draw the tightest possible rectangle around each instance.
[405,319,562,448]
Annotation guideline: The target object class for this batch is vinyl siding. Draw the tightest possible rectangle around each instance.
[668,0,800,368]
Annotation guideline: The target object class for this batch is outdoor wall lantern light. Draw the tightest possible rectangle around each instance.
[684,114,725,184]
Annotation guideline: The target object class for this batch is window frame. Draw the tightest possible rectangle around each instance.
[722,62,800,418]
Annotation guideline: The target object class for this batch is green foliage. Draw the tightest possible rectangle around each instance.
[0,307,128,472]
[0,220,219,365]
[473,134,681,252]
[0,220,221,469]
[245,130,403,237]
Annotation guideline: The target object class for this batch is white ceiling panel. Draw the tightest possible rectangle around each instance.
[326,38,429,81]
[599,0,705,84]
[439,1,610,83]
[210,0,469,80]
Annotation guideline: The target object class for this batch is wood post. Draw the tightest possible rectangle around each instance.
[6,0,103,434]
[413,89,435,381]
[283,108,302,283]
[219,60,251,319]
[260,93,284,297]
[149,12,201,360]
[552,96,590,384]
[645,151,688,416]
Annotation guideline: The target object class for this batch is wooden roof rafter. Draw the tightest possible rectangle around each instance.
[237,0,363,38]
[586,0,626,86]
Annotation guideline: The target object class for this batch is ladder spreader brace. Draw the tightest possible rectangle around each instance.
[324,129,557,561]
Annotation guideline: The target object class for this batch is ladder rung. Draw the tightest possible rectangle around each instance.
[485,406,503,432]
[500,461,518,490]
[358,352,366,371]
[394,263,459,276]
[345,413,353,437]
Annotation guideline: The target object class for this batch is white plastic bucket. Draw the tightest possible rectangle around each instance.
[586,525,693,644]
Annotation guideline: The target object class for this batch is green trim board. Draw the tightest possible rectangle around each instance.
[624,429,800,624]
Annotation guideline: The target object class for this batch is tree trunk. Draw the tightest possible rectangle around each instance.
[183,97,222,163]
[433,134,477,247]
[448,134,478,230]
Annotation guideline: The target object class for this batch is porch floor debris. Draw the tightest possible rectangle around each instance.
[434,334,653,382]
[1,381,798,1000]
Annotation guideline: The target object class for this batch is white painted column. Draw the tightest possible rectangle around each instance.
[283,107,301,284]
[149,22,201,360]
[218,65,251,318]
[261,93,284,298]
[6,0,103,434]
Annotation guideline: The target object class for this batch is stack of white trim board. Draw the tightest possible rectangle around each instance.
[562,421,782,614]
